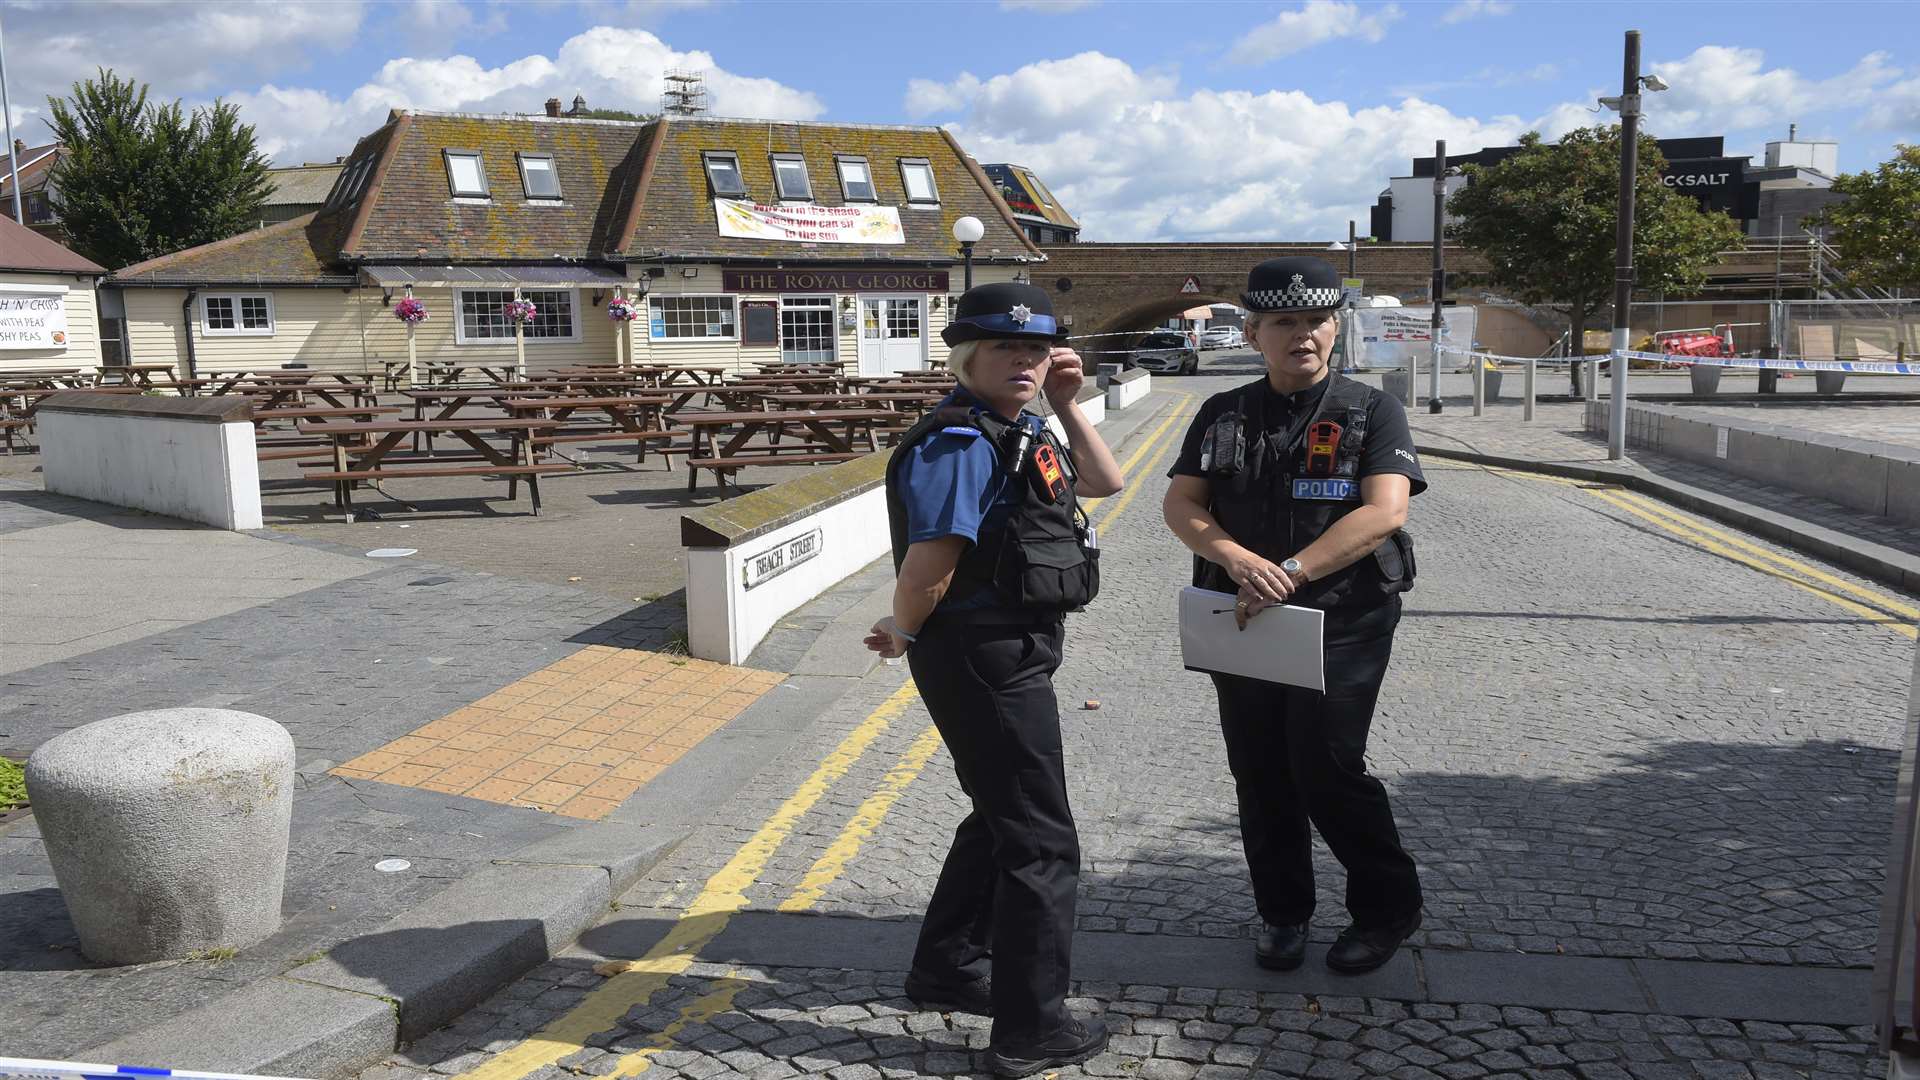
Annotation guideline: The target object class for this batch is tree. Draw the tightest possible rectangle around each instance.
[46,69,273,269]
[1446,127,1745,376]
[1812,144,1920,293]
[572,107,655,123]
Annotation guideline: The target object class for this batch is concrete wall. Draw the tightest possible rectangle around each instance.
[39,393,261,530]
[0,271,102,375]
[1588,400,1920,528]
[1108,368,1151,410]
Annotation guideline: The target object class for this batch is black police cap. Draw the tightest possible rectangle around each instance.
[1241,257,1344,313]
[941,281,1068,347]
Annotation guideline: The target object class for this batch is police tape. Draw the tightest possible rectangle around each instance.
[0,1058,314,1080]
[1437,345,1920,375]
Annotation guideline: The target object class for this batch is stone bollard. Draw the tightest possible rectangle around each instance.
[25,709,294,965]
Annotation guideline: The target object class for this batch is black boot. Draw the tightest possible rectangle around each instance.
[982,1017,1111,1077]
[1254,922,1309,971]
[1326,910,1421,974]
[904,969,993,1016]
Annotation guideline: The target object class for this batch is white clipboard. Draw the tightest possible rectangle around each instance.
[1178,586,1326,691]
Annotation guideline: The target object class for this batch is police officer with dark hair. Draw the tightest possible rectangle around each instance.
[1161,257,1425,975]
[865,282,1123,1076]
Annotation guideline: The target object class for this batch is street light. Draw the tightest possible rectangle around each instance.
[952,215,985,291]
[1598,30,1670,460]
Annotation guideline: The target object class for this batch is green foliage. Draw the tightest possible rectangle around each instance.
[572,107,655,123]
[1446,126,1745,336]
[0,757,22,812]
[46,68,273,270]
[1813,144,1920,292]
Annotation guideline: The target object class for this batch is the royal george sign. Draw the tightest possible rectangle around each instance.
[715,198,906,246]
[721,268,950,293]
[742,528,823,590]
[0,287,69,350]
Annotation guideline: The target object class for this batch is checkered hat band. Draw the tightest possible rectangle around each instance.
[1243,287,1344,310]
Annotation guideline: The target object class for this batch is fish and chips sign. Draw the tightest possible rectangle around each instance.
[0,287,69,350]
[715,199,905,245]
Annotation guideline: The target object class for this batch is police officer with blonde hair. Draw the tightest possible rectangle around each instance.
[1162,257,1425,975]
[866,282,1122,1075]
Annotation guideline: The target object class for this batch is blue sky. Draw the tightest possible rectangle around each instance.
[5,0,1914,241]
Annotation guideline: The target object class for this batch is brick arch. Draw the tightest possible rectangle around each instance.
[1082,291,1239,343]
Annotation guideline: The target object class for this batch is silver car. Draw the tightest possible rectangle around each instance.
[1132,331,1200,375]
[1200,326,1244,350]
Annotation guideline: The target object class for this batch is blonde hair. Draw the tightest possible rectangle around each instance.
[946,341,981,390]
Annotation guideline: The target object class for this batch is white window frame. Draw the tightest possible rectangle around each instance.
[200,292,275,337]
[702,151,747,198]
[899,158,939,206]
[517,152,562,201]
[452,288,582,345]
[835,156,876,203]
[647,293,739,342]
[443,149,489,199]
[779,294,838,360]
[770,153,812,201]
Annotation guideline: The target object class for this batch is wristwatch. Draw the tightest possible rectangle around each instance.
[1280,558,1309,582]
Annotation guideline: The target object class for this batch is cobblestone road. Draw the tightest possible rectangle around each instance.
[347,375,1912,1080]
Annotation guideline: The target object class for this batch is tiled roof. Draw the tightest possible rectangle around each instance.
[0,212,102,275]
[620,117,1040,264]
[982,163,1080,231]
[0,144,60,196]
[109,213,354,286]
[343,112,649,262]
[264,163,345,207]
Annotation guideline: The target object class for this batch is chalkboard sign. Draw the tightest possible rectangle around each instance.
[741,301,779,347]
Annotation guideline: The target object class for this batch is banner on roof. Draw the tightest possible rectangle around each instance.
[0,287,69,350]
[714,199,905,246]
[1347,306,1476,370]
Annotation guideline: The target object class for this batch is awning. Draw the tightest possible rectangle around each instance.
[1181,305,1216,320]
[362,264,631,288]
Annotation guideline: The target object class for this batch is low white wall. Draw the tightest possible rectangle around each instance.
[1047,386,1105,444]
[40,402,262,530]
[686,487,889,665]
[1108,371,1152,410]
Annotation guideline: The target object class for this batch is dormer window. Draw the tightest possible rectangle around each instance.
[771,153,812,201]
[444,150,488,198]
[900,159,939,205]
[836,156,875,202]
[518,153,561,200]
[703,151,746,198]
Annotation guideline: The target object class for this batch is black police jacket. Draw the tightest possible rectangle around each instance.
[886,403,1098,614]
[1192,373,1414,610]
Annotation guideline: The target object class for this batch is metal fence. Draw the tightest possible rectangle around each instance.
[1776,298,1920,364]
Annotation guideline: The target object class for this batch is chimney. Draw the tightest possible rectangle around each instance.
[11,139,21,158]
[544,98,562,118]
[571,93,587,116]
[1788,123,1797,142]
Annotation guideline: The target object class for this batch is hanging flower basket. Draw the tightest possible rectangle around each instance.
[606,296,640,322]
[393,297,429,325]
[504,299,539,324]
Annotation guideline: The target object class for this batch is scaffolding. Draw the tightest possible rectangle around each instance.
[662,70,708,117]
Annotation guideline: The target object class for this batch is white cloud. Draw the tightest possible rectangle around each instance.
[1863,77,1920,134]
[999,0,1098,10]
[904,74,983,119]
[922,51,1534,241]
[1639,46,1900,138]
[223,26,824,166]
[1228,1,1403,66]
[1441,0,1512,23]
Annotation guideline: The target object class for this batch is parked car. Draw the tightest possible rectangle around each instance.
[1132,331,1201,375]
[1199,326,1244,350]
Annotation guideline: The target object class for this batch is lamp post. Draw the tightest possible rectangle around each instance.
[1600,30,1668,460]
[952,215,984,291]
[1429,140,1447,414]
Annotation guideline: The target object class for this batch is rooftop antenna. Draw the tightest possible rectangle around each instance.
[662,70,708,117]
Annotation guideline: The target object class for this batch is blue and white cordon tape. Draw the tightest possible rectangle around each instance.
[1439,344,1919,375]
[0,1058,314,1080]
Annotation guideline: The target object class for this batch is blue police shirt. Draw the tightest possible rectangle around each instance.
[897,390,1048,611]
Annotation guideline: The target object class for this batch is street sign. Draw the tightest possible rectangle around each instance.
[1341,278,1364,304]
[1180,276,1200,294]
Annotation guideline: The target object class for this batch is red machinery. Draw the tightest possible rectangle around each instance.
[1656,325,1735,362]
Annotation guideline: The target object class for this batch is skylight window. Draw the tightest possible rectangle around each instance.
[703,151,746,198]
[519,153,561,200]
[771,154,812,200]
[900,159,938,205]
[444,150,488,198]
[836,156,875,202]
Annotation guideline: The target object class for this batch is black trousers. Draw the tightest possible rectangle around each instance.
[908,616,1077,1045]
[1212,595,1421,929]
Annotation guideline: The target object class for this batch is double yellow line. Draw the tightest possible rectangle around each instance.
[459,391,1197,1080]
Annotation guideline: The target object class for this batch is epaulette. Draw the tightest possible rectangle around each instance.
[928,406,982,438]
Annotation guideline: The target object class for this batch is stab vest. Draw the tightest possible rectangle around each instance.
[886,403,1098,615]
[1192,374,1415,610]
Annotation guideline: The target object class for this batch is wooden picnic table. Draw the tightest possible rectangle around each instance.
[2,367,95,390]
[759,391,942,409]
[669,408,886,491]
[295,417,567,522]
[252,405,402,461]
[420,361,520,386]
[501,393,679,465]
[95,363,180,391]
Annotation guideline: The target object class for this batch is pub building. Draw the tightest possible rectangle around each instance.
[105,109,1043,380]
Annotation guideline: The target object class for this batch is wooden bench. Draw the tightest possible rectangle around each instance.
[0,417,30,455]
[296,418,563,521]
